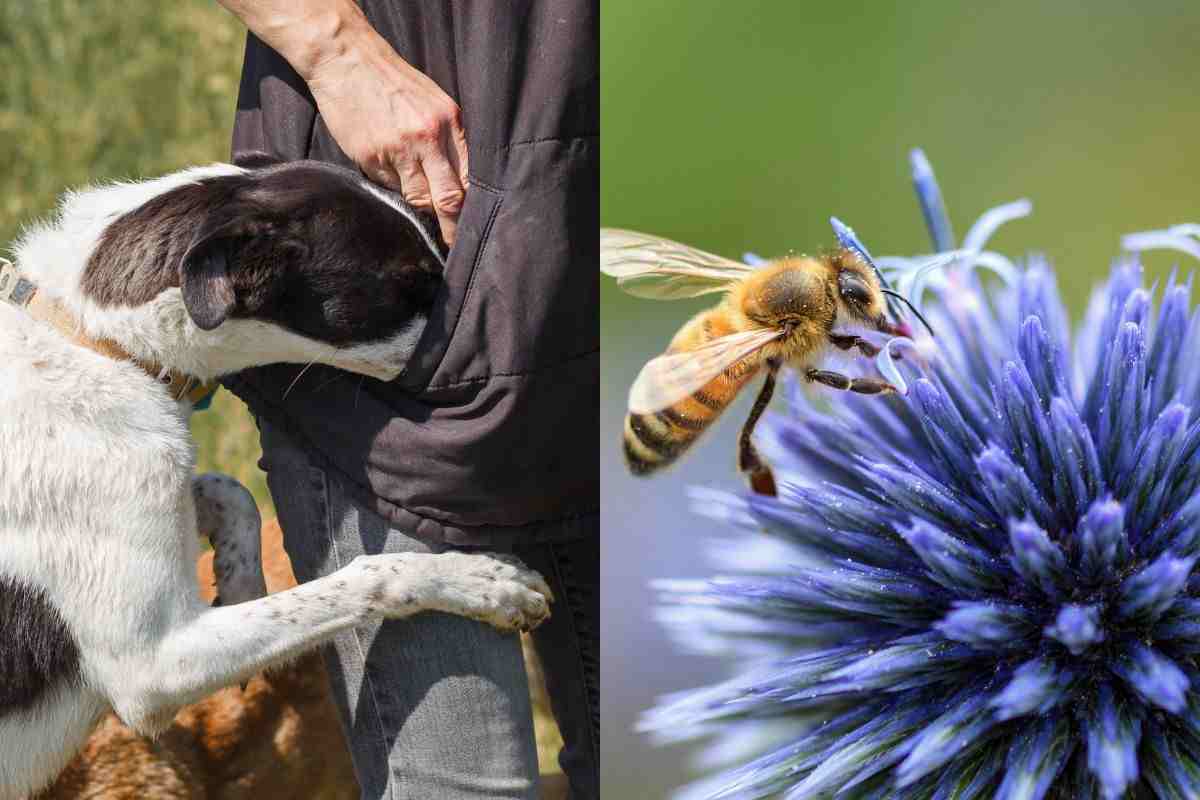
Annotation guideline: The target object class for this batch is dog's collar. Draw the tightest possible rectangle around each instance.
[0,258,217,405]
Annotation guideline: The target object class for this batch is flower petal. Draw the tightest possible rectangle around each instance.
[975,446,1054,533]
[861,457,995,539]
[1043,604,1105,656]
[1115,403,1189,521]
[989,658,1074,721]
[895,690,1000,788]
[1114,550,1197,626]
[1094,319,1149,474]
[1007,518,1068,600]
[935,601,1035,651]
[1016,315,1068,414]
[1154,597,1200,654]
[1111,643,1190,714]
[1072,496,1129,584]
[961,199,1032,256]
[910,379,985,492]
[787,702,935,799]
[994,715,1073,800]
[1084,684,1143,800]
[1146,279,1193,419]
[1016,262,1072,373]
[930,748,1005,800]
[991,361,1058,496]
[749,493,917,569]
[1122,229,1200,261]
[819,633,976,695]
[910,148,956,252]
[900,520,1008,595]
[1140,724,1200,798]
[1046,396,1105,521]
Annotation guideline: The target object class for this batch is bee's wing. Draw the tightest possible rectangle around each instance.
[601,228,757,300]
[629,328,783,414]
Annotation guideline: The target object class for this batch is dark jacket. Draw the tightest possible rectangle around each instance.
[226,1,599,544]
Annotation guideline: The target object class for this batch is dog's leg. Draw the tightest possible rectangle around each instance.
[193,473,267,604]
[112,551,552,732]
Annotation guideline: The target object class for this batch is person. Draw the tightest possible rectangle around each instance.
[213,2,599,799]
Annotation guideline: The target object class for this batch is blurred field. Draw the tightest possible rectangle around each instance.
[602,1,1200,797]
[2,1,561,787]
[0,1,267,505]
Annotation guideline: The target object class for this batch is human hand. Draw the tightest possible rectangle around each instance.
[305,29,469,245]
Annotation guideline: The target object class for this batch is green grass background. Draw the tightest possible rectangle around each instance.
[602,1,1200,797]
[2,1,270,508]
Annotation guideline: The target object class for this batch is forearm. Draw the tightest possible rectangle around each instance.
[218,0,471,242]
[215,0,379,80]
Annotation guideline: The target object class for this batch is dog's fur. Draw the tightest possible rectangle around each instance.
[40,517,359,800]
[0,161,552,799]
[41,518,569,800]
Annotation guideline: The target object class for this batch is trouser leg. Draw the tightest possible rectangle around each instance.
[262,421,539,800]
[515,522,600,800]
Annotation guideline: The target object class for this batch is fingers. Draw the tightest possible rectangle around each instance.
[370,105,466,246]
[363,158,405,194]
[305,44,470,246]
[419,150,465,246]
[447,118,469,187]
[386,146,466,246]
[392,154,432,209]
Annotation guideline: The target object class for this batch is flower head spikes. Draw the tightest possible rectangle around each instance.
[643,150,1200,799]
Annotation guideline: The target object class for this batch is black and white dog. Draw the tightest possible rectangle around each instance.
[0,159,551,798]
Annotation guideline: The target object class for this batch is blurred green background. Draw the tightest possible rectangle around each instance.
[0,0,268,507]
[601,1,1199,797]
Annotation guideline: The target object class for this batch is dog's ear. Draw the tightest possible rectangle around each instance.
[233,150,285,170]
[179,223,240,331]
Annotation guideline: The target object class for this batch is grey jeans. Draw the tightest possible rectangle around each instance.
[261,422,598,800]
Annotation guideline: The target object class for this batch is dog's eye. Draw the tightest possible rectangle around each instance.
[838,272,871,306]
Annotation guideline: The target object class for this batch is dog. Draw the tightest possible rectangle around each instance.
[41,517,569,800]
[40,516,359,800]
[0,159,552,799]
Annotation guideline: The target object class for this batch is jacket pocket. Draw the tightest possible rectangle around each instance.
[395,179,504,393]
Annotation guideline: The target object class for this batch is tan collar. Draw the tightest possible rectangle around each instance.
[0,258,216,405]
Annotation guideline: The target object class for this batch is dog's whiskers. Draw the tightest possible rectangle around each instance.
[354,375,367,410]
[282,360,318,401]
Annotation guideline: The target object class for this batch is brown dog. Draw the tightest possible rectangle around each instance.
[40,521,566,800]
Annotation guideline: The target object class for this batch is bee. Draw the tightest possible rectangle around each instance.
[601,225,932,495]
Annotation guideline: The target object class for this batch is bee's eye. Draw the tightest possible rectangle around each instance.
[838,272,872,306]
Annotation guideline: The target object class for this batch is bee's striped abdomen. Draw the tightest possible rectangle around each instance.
[622,306,764,476]
[622,367,760,475]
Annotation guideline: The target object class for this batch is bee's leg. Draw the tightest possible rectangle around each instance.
[828,333,886,359]
[806,369,897,395]
[738,359,781,496]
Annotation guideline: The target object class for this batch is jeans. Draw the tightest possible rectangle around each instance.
[260,421,599,800]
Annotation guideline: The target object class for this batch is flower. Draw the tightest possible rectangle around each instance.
[641,150,1200,799]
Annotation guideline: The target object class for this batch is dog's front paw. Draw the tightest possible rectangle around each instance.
[437,552,554,633]
[358,552,553,632]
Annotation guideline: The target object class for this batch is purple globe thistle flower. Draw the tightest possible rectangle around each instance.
[642,150,1200,799]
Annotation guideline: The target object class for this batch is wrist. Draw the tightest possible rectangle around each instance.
[254,1,377,82]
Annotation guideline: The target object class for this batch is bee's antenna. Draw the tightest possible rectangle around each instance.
[881,289,936,339]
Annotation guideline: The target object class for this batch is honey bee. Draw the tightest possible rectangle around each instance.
[601,225,932,495]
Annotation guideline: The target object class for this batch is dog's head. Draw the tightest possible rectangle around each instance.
[81,158,446,381]
[179,158,446,380]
